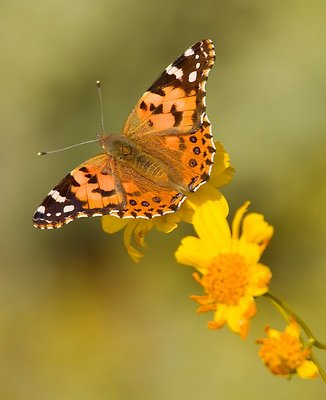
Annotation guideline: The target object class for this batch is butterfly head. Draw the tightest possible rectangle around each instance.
[98,134,136,162]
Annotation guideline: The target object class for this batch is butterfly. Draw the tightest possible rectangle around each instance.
[33,39,216,229]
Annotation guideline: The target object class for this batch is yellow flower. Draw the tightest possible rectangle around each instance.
[175,200,273,339]
[257,319,319,379]
[102,142,235,262]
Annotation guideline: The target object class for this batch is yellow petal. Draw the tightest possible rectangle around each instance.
[225,305,247,337]
[241,213,274,252]
[154,212,181,233]
[238,320,251,340]
[123,221,144,263]
[133,220,155,248]
[177,200,196,224]
[175,236,216,272]
[208,320,225,329]
[246,284,269,297]
[192,199,231,253]
[233,238,261,263]
[101,215,129,234]
[209,142,235,188]
[211,141,229,176]
[225,297,256,339]
[210,165,236,188]
[239,296,257,319]
[285,319,300,339]
[196,303,217,313]
[212,303,227,328]
[187,187,229,215]
[246,263,272,296]
[231,201,250,240]
[296,360,319,379]
[265,326,281,340]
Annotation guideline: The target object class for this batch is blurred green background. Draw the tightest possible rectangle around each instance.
[1,0,326,398]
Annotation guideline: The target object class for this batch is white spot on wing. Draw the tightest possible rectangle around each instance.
[195,54,199,59]
[57,194,66,203]
[167,66,183,79]
[55,212,62,217]
[46,212,51,217]
[188,71,197,82]
[174,69,183,79]
[196,62,200,69]
[63,205,75,213]
[184,48,194,57]
[49,189,66,203]
[77,213,88,218]
[37,206,45,214]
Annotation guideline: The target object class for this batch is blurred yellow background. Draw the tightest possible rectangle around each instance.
[1,0,326,398]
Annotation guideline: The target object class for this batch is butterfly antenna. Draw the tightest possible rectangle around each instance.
[37,139,98,156]
[97,80,105,134]
[38,81,106,156]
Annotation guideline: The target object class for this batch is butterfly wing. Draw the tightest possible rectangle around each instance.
[110,161,185,218]
[137,113,215,193]
[122,39,215,136]
[122,39,216,193]
[33,152,185,227]
[33,153,126,229]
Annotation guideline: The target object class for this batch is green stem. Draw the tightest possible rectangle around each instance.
[309,352,326,383]
[264,292,326,349]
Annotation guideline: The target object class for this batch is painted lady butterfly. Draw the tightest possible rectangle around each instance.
[33,39,216,229]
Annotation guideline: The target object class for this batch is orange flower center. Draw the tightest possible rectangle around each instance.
[258,333,311,376]
[202,253,249,306]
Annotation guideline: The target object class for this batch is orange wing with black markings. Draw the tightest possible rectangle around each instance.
[123,39,215,136]
[136,114,216,193]
[111,161,186,219]
[33,154,126,229]
[33,152,186,228]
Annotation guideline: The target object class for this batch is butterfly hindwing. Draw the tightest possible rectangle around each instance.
[127,113,215,193]
[33,154,126,229]
[33,152,186,228]
[160,114,215,192]
[110,161,186,218]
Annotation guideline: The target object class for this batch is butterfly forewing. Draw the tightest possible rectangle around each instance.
[122,39,215,136]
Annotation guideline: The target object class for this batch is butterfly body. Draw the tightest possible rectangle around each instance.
[33,39,216,229]
[98,133,188,192]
